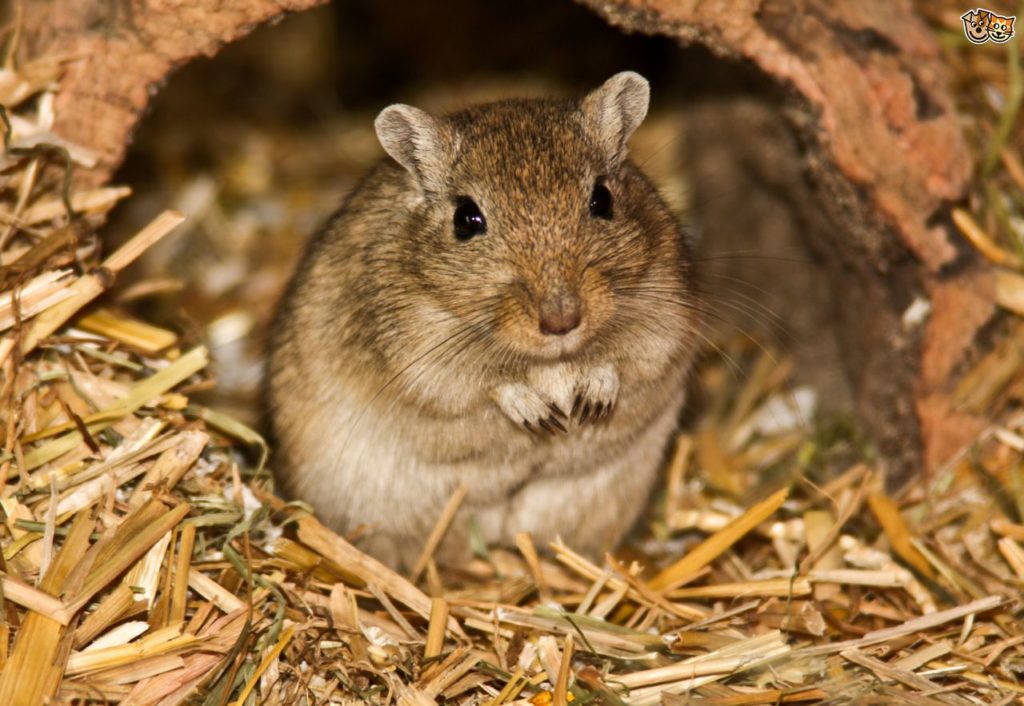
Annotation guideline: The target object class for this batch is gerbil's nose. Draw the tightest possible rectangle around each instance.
[538,292,582,336]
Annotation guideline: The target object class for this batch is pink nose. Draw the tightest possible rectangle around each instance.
[539,293,582,336]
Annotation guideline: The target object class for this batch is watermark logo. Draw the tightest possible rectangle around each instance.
[962,8,1016,44]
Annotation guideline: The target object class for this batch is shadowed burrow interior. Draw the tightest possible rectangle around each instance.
[109,0,863,457]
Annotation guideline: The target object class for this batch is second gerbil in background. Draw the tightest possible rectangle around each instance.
[267,72,701,569]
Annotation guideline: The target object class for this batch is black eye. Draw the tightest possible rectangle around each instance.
[453,196,487,241]
[589,180,613,219]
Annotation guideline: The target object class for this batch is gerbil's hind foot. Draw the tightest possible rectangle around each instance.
[494,383,568,436]
[572,364,619,424]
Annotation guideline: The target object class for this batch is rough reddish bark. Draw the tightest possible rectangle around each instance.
[20,0,330,186]
[18,0,988,479]
[582,0,970,270]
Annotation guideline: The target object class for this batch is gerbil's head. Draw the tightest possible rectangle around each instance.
[374,72,695,362]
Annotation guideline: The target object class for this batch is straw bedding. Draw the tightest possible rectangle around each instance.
[1,5,1024,704]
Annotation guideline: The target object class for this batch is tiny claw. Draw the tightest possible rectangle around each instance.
[571,394,583,418]
[592,402,604,421]
[538,418,558,435]
[547,402,567,420]
[600,402,613,420]
[523,420,537,434]
[580,402,592,424]
[548,415,567,433]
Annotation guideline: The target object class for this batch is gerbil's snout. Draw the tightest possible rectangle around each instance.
[538,290,582,336]
[497,270,605,359]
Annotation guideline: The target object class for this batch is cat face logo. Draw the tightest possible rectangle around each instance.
[988,12,1016,42]
[962,8,1016,44]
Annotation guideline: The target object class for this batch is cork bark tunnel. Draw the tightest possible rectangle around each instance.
[20,0,989,482]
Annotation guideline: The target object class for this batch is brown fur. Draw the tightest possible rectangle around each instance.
[267,73,701,568]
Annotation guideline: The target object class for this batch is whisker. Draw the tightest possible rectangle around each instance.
[697,289,791,341]
[619,290,781,373]
[614,278,791,341]
[694,251,814,266]
[699,271,780,300]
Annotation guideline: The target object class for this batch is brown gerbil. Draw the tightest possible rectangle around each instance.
[267,72,700,569]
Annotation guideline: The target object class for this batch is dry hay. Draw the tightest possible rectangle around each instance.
[2,5,1024,705]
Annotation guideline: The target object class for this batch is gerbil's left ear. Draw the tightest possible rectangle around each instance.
[580,71,650,169]
[375,104,456,196]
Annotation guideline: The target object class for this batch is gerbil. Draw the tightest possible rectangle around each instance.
[267,72,700,569]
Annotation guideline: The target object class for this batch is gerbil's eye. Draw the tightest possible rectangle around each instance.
[453,196,487,241]
[589,180,613,220]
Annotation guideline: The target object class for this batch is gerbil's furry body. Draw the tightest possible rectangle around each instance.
[267,73,700,568]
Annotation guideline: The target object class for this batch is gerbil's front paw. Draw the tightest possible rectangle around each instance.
[494,383,568,436]
[572,364,620,424]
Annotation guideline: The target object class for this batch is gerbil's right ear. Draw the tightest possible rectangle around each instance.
[375,104,455,196]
